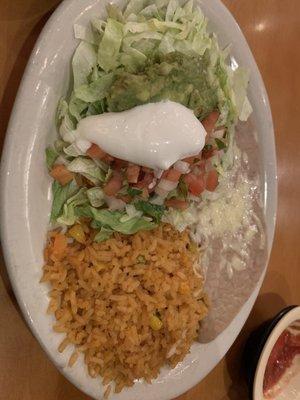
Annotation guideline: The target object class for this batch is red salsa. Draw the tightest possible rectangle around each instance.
[263,329,300,396]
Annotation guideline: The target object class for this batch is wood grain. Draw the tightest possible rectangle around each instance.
[0,1,299,399]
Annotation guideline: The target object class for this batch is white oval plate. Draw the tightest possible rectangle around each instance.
[0,1,276,399]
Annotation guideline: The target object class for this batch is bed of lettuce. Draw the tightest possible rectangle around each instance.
[46,0,252,240]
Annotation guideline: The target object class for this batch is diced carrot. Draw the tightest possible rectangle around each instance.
[50,164,74,186]
[183,173,205,196]
[205,169,218,192]
[52,233,67,258]
[86,143,106,159]
[165,199,188,210]
[103,171,122,196]
[126,164,140,183]
[202,111,220,136]
[166,168,181,182]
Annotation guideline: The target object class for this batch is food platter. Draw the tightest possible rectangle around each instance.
[0,0,276,399]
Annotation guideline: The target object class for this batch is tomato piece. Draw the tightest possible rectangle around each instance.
[165,199,188,210]
[117,195,131,203]
[141,188,149,199]
[183,173,205,196]
[205,169,218,191]
[183,155,201,164]
[166,168,181,182]
[202,111,220,136]
[50,164,74,186]
[126,164,140,183]
[142,166,152,173]
[136,172,154,189]
[114,158,128,170]
[202,146,215,160]
[191,160,206,175]
[103,171,122,196]
[102,154,114,164]
[86,144,106,159]
[161,170,169,179]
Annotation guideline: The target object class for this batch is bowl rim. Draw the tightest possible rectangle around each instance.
[253,306,300,400]
[0,0,277,399]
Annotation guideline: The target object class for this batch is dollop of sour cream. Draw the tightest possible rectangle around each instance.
[74,101,206,170]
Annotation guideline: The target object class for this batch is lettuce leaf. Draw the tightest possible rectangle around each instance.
[91,208,156,234]
[98,18,124,72]
[75,73,115,102]
[57,188,89,225]
[50,180,78,222]
[87,187,105,207]
[134,200,165,223]
[45,147,58,169]
[94,227,114,242]
[67,157,106,184]
[72,42,97,89]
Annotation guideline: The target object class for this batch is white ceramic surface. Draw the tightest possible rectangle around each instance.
[254,307,300,400]
[0,0,277,399]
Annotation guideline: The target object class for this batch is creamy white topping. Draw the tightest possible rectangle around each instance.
[74,101,206,170]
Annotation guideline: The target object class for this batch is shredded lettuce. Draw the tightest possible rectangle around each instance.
[91,208,157,234]
[45,147,58,169]
[72,42,97,89]
[135,200,165,223]
[50,180,78,222]
[75,73,115,103]
[162,205,198,232]
[98,18,124,72]
[67,157,106,184]
[57,188,89,225]
[87,187,105,207]
[94,227,114,242]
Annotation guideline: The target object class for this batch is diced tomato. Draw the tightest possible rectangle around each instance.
[165,199,188,210]
[183,155,201,164]
[126,164,140,183]
[202,146,215,160]
[114,158,128,170]
[166,168,181,182]
[205,169,218,192]
[136,172,154,189]
[86,143,106,159]
[102,154,114,164]
[161,170,169,179]
[117,195,131,203]
[191,160,206,176]
[50,164,74,186]
[183,173,205,196]
[142,166,152,173]
[202,111,220,136]
[103,171,122,196]
[141,188,149,199]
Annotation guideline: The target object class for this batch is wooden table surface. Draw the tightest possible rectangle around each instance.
[1,1,299,399]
